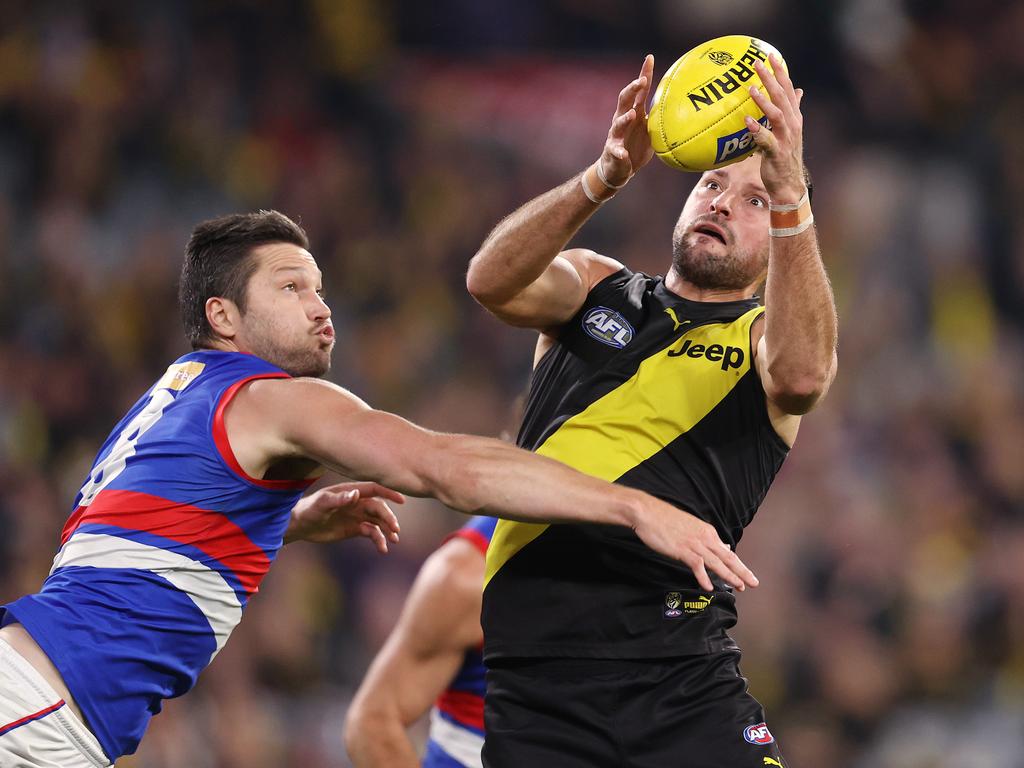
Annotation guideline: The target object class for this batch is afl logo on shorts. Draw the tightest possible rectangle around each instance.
[743,723,775,745]
[663,591,683,618]
[582,307,634,349]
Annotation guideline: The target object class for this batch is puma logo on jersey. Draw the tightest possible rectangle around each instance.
[764,758,783,767]
[664,307,691,332]
[667,338,745,371]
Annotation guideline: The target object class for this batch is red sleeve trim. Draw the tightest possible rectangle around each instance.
[212,374,316,491]
[445,527,491,557]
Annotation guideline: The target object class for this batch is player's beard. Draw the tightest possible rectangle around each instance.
[671,225,767,291]
[242,314,332,378]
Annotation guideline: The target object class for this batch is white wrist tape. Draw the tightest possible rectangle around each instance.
[580,171,607,204]
[594,161,628,190]
[769,213,815,238]
[768,187,809,212]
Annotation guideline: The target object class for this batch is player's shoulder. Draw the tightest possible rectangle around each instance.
[433,532,487,578]
[559,248,626,291]
[414,531,485,604]
[223,376,370,457]
[236,375,363,409]
[400,532,485,638]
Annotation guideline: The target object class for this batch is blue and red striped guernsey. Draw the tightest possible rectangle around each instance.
[423,516,497,768]
[0,350,314,762]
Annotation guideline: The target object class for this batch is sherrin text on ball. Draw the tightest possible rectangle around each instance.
[648,35,787,172]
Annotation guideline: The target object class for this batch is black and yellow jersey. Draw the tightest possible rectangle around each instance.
[482,267,790,660]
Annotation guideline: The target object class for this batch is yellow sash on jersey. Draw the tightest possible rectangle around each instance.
[484,306,763,588]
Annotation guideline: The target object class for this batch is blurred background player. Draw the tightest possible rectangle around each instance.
[345,516,496,768]
[466,53,836,766]
[0,211,750,767]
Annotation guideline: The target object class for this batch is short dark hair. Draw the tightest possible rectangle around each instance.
[179,210,309,349]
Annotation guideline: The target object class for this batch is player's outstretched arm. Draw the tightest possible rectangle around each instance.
[747,55,838,415]
[231,377,757,591]
[345,536,485,767]
[465,56,655,329]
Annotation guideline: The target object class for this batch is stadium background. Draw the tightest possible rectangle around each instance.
[1,0,1022,765]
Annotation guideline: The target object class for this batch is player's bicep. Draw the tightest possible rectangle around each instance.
[482,249,623,330]
[755,330,836,416]
[753,332,802,446]
[249,378,442,495]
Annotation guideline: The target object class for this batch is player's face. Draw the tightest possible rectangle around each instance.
[235,242,334,377]
[671,154,771,291]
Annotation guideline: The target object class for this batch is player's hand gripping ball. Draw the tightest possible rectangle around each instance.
[647,35,787,172]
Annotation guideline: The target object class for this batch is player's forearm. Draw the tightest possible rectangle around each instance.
[763,227,837,406]
[345,712,420,768]
[426,434,644,527]
[293,398,641,526]
[466,171,599,305]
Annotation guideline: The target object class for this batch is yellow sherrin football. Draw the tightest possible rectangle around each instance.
[648,35,787,172]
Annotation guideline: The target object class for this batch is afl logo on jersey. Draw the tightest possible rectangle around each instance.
[582,307,634,349]
[743,723,775,745]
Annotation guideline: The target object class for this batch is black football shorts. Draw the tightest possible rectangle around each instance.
[482,651,786,768]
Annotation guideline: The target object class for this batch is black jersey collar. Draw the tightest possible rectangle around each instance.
[653,276,762,322]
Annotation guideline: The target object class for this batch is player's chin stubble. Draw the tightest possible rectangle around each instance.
[671,233,766,291]
[245,323,331,378]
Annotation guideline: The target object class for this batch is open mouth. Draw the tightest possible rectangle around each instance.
[693,223,727,245]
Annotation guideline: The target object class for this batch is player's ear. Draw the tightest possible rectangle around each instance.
[206,296,240,341]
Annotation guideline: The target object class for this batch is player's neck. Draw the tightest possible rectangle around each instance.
[664,268,758,304]
[204,337,244,354]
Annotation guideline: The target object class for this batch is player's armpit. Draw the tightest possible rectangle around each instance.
[469,249,622,330]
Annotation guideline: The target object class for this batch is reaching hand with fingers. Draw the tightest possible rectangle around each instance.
[745,53,808,205]
[629,494,758,593]
[284,481,405,550]
[581,54,656,204]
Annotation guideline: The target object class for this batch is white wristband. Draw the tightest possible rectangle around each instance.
[768,187,809,212]
[580,171,606,204]
[769,213,815,238]
[594,161,628,190]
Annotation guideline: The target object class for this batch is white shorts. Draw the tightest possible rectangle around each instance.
[0,637,110,768]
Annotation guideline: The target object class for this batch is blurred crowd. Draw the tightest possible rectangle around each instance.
[0,1,1022,766]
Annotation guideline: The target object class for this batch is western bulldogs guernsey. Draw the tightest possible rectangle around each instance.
[0,350,313,762]
[422,516,497,768]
